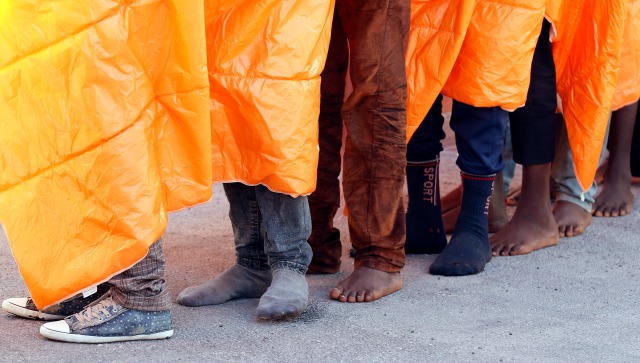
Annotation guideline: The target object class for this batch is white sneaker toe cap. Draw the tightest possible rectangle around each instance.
[41,320,71,334]
[2,297,28,309]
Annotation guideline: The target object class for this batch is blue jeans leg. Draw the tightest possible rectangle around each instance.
[450,100,507,175]
[407,94,446,162]
[255,185,312,274]
[223,183,270,271]
[223,183,312,274]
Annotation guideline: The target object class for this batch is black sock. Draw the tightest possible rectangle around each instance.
[429,172,494,276]
[405,158,447,254]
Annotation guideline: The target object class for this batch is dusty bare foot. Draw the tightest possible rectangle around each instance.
[553,200,592,237]
[329,267,402,303]
[592,180,634,217]
[490,207,558,256]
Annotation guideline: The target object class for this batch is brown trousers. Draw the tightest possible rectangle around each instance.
[308,0,410,273]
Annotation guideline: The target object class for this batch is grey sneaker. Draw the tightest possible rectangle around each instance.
[40,293,173,343]
[2,284,110,320]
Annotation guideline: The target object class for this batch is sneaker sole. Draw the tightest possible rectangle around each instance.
[2,300,65,321]
[39,325,174,344]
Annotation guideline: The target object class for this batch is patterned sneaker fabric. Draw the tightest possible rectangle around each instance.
[29,283,111,317]
[64,293,172,337]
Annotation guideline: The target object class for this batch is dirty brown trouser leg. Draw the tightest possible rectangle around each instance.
[338,0,410,273]
[308,10,349,274]
[110,239,171,311]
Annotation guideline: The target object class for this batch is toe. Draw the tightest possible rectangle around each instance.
[565,225,574,237]
[557,225,566,237]
[364,291,376,302]
[509,244,524,256]
[619,206,628,216]
[338,290,351,303]
[346,291,358,303]
[356,291,366,302]
[329,287,342,300]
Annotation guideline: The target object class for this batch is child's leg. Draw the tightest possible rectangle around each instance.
[593,101,638,217]
[177,183,272,307]
[253,185,312,319]
[308,10,348,274]
[41,240,174,343]
[429,101,506,276]
[491,19,560,256]
[405,94,447,254]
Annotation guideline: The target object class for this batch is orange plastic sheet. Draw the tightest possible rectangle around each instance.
[550,0,629,191]
[612,0,640,111]
[406,0,545,141]
[206,0,334,196]
[0,0,334,309]
[0,1,212,309]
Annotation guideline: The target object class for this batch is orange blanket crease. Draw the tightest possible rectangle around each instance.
[0,0,333,308]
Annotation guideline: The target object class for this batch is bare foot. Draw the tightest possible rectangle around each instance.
[490,208,558,256]
[329,267,402,303]
[592,181,634,217]
[553,201,592,237]
[593,102,637,217]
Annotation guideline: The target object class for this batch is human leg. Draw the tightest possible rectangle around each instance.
[405,94,447,254]
[329,0,409,302]
[40,239,174,343]
[490,19,560,256]
[307,10,349,274]
[253,185,312,318]
[429,101,506,276]
[551,116,605,237]
[593,101,637,216]
[177,183,272,307]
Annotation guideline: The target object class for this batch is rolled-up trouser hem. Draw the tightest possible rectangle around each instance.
[555,192,594,213]
[354,257,403,273]
[237,258,271,272]
[109,239,171,312]
[271,261,308,275]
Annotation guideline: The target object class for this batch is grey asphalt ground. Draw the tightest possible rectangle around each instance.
[1,138,640,362]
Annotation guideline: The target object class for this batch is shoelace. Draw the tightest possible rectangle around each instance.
[74,296,121,326]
